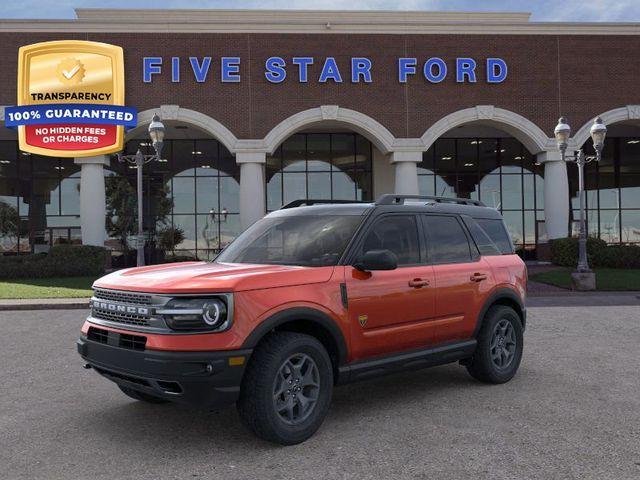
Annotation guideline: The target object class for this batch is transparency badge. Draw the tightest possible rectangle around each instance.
[5,40,137,157]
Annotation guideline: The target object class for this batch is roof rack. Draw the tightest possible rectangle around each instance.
[376,194,485,207]
[280,199,368,209]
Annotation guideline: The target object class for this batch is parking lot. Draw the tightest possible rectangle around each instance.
[1,300,639,480]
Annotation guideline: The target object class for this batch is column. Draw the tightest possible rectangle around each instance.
[74,155,109,246]
[391,151,422,195]
[538,151,569,239]
[237,151,266,230]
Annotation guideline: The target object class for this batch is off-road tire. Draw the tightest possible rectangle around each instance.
[118,385,168,404]
[466,305,523,384]
[237,332,333,445]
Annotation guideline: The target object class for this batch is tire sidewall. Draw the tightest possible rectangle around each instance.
[476,306,524,383]
[259,335,333,443]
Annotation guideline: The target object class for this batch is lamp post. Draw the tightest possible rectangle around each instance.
[117,114,166,267]
[553,116,607,288]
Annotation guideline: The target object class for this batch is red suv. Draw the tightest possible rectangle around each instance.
[78,194,526,445]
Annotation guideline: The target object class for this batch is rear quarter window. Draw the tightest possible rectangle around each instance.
[475,218,514,254]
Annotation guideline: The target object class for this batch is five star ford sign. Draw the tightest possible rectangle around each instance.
[4,40,137,157]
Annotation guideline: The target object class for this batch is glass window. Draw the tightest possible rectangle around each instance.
[173,140,195,176]
[217,214,363,266]
[434,139,456,176]
[621,210,640,243]
[266,133,373,211]
[500,139,523,174]
[282,135,306,172]
[423,215,472,263]
[361,215,420,265]
[196,177,219,214]
[462,217,501,256]
[476,218,514,254]
[307,134,331,171]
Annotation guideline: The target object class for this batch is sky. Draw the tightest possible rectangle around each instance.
[0,0,639,22]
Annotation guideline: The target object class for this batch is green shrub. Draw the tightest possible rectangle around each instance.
[550,237,640,268]
[0,245,106,279]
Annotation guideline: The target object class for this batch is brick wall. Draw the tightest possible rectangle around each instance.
[0,32,638,140]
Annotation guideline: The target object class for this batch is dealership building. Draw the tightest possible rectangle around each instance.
[0,9,639,261]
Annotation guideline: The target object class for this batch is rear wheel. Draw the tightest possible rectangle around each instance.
[118,385,168,404]
[237,332,333,445]
[466,305,523,384]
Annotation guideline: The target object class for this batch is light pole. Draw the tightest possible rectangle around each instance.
[117,114,166,267]
[553,116,607,287]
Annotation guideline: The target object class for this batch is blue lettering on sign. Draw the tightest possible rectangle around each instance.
[398,58,417,83]
[292,57,313,82]
[143,57,162,83]
[221,57,241,82]
[190,57,211,83]
[319,57,342,83]
[487,58,508,83]
[141,56,508,84]
[456,58,477,83]
[171,57,180,83]
[265,56,287,83]
[424,58,447,83]
[351,58,372,83]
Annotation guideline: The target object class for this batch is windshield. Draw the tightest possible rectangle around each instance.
[216,215,363,267]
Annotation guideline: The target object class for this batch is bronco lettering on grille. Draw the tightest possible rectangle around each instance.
[91,300,149,316]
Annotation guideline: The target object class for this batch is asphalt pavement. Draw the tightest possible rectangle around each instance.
[1,302,639,480]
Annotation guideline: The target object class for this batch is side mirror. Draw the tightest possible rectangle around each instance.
[354,249,398,271]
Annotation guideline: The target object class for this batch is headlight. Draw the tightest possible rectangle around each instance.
[157,297,230,332]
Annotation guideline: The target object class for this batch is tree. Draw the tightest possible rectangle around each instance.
[0,201,22,251]
[104,176,173,252]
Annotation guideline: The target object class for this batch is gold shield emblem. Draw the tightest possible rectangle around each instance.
[16,40,125,157]
[358,314,368,327]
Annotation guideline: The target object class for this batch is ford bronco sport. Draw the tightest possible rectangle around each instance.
[78,194,526,445]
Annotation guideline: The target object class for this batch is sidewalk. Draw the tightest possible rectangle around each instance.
[0,298,89,311]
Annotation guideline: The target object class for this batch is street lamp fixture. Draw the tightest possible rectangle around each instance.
[117,113,166,267]
[553,116,607,286]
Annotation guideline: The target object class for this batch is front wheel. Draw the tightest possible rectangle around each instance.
[237,332,333,445]
[466,305,523,384]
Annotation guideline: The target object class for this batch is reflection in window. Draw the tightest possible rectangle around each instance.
[419,138,544,251]
[266,133,373,211]
[569,137,640,244]
[0,144,82,253]
[121,138,240,260]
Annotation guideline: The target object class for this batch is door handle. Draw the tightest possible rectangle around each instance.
[408,278,430,288]
[470,272,488,282]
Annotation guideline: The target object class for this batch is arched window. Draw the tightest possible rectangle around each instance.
[266,133,373,212]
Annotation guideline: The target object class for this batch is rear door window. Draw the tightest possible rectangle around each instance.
[475,218,514,254]
[422,215,472,264]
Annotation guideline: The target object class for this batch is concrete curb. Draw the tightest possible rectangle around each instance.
[0,299,89,311]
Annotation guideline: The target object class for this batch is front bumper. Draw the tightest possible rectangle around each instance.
[77,335,252,408]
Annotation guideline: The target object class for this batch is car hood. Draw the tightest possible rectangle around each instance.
[93,262,335,294]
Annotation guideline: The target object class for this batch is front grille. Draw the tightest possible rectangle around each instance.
[93,288,152,305]
[91,309,151,326]
[87,326,147,351]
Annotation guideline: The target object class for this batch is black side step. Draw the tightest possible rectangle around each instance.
[337,339,477,384]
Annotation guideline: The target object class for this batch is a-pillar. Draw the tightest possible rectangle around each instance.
[538,151,569,239]
[74,155,109,246]
[391,151,421,195]
[237,151,266,230]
